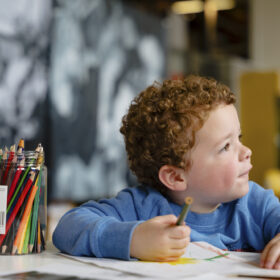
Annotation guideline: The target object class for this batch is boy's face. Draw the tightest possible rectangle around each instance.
[184,104,252,212]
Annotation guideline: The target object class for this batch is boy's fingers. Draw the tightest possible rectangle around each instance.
[167,248,186,258]
[262,243,280,269]
[261,234,280,267]
[261,245,271,266]
[168,225,191,239]
[274,257,280,270]
[170,237,190,249]
[154,215,178,225]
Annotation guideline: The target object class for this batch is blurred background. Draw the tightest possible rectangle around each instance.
[1,0,280,238]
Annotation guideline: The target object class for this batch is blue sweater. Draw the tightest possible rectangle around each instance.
[52,181,280,260]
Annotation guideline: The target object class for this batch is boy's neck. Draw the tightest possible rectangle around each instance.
[167,189,221,214]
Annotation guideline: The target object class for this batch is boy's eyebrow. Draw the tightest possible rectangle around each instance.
[214,129,241,147]
[214,133,233,147]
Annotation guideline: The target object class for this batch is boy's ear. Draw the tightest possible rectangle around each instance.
[158,165,187,191]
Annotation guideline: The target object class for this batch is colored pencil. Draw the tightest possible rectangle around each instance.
[17,139,24,152]
[16,139,24,164]
[17,211,31,254]
[37,219,41,253]
[7,174,30,221]
[22,212,32,254]
[7,157,25,205]
[29,168,42,253]
[2,145,15,185]
[0,172,35,247]
[40,221,45,250]
[12,183,37,255]
[6,151,18,190]
[7,159,35,213]
[176,197,193,225]
[1,189,30,254]
[0,147,8,184]
[0,148,3,162]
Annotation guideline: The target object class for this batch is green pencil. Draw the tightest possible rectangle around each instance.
[22,212,32,254]
[7,163,33,213]
[176,197,193,225]
[29,167,42,253]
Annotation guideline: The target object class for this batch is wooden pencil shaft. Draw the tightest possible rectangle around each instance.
[176,204,191,225]
[7,166,31,212]
[0,175,34,247]
[29,169,42,247]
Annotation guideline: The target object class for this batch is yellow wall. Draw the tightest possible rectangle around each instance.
[240,72,280,185]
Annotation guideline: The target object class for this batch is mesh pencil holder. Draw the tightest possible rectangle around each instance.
[0,148,47,255]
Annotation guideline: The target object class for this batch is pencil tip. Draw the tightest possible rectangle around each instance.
[12,246,17,255]
[18,138,25,149]
[185,196,193,205]
[28,244,33,253]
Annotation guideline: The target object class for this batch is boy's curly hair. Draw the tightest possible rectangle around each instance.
[120,75,236,193]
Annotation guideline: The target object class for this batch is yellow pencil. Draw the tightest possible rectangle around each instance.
[12,183,38,254]
[18,211,31,254]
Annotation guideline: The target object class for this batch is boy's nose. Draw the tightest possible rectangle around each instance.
[240,145,252,161]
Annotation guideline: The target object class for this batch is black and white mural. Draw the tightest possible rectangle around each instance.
[0,0,51,147]
[0,0,165,202]
[49,0,165,201]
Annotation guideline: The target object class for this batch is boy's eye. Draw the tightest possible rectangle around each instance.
[222,143,230,152]
[239,134,243,141]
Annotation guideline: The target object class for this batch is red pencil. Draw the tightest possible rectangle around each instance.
[0,172,35,247]
[7,157,25,205]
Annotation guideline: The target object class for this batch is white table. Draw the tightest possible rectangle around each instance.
[0,243,274,280]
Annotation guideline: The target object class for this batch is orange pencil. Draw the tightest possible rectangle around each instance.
[0,172,35,247]
[12,183,38,255]
[17,139,24,151]
[37,219,41,253]
[18,211,31,254]
[16,139,24,162]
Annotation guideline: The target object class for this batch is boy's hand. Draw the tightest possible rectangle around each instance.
[261,233,280,269]
[130,215,191,261]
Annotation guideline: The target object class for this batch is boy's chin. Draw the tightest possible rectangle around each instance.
[235,182,250,198]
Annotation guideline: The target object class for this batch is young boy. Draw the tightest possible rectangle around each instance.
[53,75,280,270]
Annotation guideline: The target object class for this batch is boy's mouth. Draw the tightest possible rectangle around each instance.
[238,165,252,177]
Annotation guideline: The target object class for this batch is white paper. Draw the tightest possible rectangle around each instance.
[0,185,7,234]
[61,241,280,279]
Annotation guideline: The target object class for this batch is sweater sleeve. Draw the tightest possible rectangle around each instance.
[262,188,280,242]
[52,190,143,260]
[248,182,280,243]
